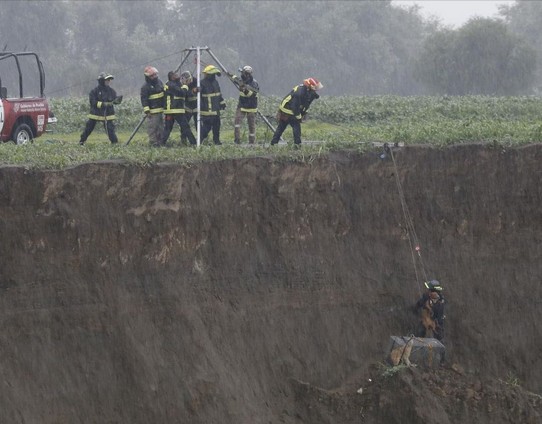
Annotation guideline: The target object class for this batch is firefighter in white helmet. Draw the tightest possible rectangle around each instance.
[180,70,199,143]
[233,65,259,144]
[161,71,197,146]
[140,66,164,146]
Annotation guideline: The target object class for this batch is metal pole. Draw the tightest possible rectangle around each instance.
[125,114,147,146]
[196,47,201,147]
[174,49,192,74]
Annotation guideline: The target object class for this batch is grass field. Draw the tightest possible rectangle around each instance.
[1,95,541,169]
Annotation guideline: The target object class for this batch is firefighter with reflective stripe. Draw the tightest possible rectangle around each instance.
[161,71,196,146]
[79,72,120,145]
[199,64,225,145]
[180,71,198,143]
[270,77,323,146]
[140,65,165,146]
[415,280,446,341]
[233,65,259,144]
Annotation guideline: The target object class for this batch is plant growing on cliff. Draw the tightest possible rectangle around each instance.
[378,362,408,379]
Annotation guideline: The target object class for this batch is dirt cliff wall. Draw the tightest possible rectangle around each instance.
[0,145,540,423]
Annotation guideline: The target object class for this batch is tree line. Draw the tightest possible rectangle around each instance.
[0,1,540,98]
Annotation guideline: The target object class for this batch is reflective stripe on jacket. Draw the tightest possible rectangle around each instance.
[200,76,225,116]
[88,83,117,120]
[141,77,165,114]
[164,80,189,115]
[237,77,259,113]
[279,84,319,120]
[185,80,198,113]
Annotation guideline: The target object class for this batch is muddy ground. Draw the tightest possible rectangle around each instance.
[0,144,540,423]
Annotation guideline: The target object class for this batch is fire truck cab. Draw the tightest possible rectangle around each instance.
[0,52,56,144]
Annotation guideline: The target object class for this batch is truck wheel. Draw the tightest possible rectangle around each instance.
[12,123,33,145]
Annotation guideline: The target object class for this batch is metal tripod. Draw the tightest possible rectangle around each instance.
[176,46,283,145]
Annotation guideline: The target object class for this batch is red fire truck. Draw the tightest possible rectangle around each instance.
[0,52,56,144]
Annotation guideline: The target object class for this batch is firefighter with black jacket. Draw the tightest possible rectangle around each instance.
[233,65,259,144]
[415,280,446,341]
[180,71,198,143]
[270,77,323,146]
[140,66,165,147]
[79,72,122,145]
[161,71,197,146]
[199,64,226,145]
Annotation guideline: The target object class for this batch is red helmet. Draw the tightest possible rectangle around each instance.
[144,66,159,77]
[303,77,323,91]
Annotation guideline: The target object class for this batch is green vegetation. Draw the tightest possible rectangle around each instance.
[2,95,541,170]
[3,1,542,97]
[378,362,409,379]
[500,372,521,388]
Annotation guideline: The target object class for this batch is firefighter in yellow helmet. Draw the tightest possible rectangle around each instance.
[270,77,323,146]
[140,66,165,147]
[199,64,226,145]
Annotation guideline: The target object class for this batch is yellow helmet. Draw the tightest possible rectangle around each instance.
[203,64,221,76]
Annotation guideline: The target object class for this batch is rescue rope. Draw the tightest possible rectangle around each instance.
[388,146,429,295]
[48,49,188,96]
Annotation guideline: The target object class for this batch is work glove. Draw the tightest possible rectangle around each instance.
[192,87,200,93]
[113,95,123,105]
[220,103,226,110]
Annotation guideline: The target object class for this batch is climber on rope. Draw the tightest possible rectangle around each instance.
[414,280,445,341]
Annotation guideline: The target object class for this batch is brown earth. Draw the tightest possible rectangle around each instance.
[0,144,541,423]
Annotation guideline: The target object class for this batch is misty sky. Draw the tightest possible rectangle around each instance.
[393,0,515,27]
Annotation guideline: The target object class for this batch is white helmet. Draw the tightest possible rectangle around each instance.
[241,65,253,74]
[180,70,192,84]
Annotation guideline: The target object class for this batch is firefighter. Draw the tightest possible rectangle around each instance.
[233,65,259,144]
[180,70,198,144]
[140,65,165,147]
[79,72,121,145]
[199,64,226,145]
[415,280,446,341]
[161,71,197,146]
[270,77,323,146]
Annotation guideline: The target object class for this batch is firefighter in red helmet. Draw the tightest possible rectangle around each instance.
[270,77,323,146]
[140,66,165,146]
